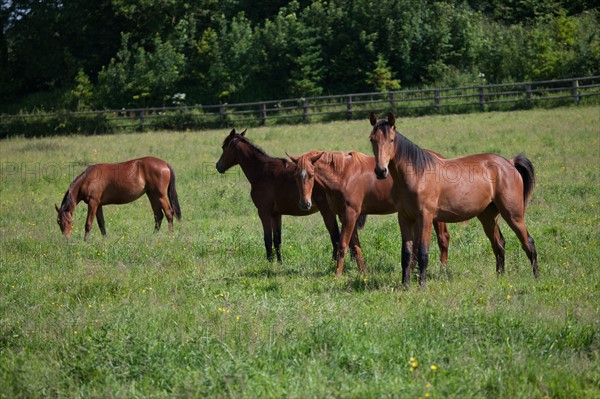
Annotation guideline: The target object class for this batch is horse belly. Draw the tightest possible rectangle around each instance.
[101,180,146,205]
[436,187,492,222]
[361,193,396,215]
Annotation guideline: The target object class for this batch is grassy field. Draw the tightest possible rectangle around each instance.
[1,106,599,398]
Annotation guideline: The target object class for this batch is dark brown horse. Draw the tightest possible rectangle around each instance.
[288,150,450,276]
[215,129,341,262]
[369,112,538,287]
[56,156,181,240]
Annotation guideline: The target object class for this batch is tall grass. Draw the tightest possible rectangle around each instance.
[1,106,598,398]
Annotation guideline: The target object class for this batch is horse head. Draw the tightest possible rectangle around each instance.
[55,203,73,240]
[369,112,397,179]
[216,128,247,173]
[287,151,323,211]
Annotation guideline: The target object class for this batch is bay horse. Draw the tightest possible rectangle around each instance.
[55,157,181,240]
[288,150,450,277]
[369,112,538,287]
[215,129,341,262]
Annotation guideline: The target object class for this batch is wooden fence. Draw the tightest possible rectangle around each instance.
[1,76,599,136]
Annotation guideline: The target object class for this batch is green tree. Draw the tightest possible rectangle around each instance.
[95,33,185,108]
[189,13,257,103]
[250,2,324,99]
[68,69,94,111]
[366,55,401,92]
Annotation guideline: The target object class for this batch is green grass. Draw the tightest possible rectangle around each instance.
[1,106,599,398]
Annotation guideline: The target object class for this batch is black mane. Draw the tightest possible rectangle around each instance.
[59,169,86,212]
[225,132,287,163]
[375,120,434,176]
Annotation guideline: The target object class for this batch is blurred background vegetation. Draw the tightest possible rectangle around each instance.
[1,0,599,113]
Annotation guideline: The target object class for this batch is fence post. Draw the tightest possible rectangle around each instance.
[526,84,532,106]
[478,87,485,111]
[346,96,353,120]
[303,99,309,123]
[139,110,145,130]
[260,103,267,126]
[220,104,227,124]
[96,111,105,134]
[434,89,440,108]
[572,79,580,105]
[389,92,395,109]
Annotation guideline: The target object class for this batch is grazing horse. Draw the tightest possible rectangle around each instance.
[369,112,538,287]
[288,150,450,276]
[55,157,181,240]
[215,129,341,262]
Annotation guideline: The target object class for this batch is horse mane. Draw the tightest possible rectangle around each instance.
[375,120,434,176]
[60,169,87,212]
[316,151,346,177]
[224,132,287,163]
[315,151,370,181]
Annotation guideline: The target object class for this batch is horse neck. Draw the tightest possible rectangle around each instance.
[235,141,278,183]
[65,171,86,211]
[390,132,433,184]
[314,157,346,191]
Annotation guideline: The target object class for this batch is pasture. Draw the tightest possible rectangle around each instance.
[1,106,599,398]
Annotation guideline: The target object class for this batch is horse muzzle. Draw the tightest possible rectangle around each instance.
[374,166,388,180]
[215,162,225,174]
[299,200,312,211]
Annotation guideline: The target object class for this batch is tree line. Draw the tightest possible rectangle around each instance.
[1,0,599,113]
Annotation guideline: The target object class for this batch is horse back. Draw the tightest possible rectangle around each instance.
[81,157,169,205]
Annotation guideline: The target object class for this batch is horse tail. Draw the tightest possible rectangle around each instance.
[167,165,182,220]
[356,214,368,230]
[512,154,536,208]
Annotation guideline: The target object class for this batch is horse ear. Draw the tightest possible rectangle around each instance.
[55,204,60,213]
[286,152,299,164]
[387,112,396,128]
[370,112,378,126]
[229,129,236,136]
[309,151,324,164]
[240,129,247,137]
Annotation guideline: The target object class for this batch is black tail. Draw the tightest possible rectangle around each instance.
[168,165,182,220]
[357,214,368,230]
[512,154,536,208]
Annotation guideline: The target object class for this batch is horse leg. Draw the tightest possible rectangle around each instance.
[147,194,164,231]
[349,229,358,261]
[336,210,359,276]
[477,205,506,274]
[96,205,107,236]
[258,211,274,262]
[416,215,434,288]
[273,214,283,263]
[318,205,341,261]
[398,214,415,287]
[157,194,174,232]
[84,201,99,241]
[499,208,539,278]
[433,222,450,266]
[350,225,367,274]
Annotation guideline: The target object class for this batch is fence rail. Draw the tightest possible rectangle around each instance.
[1,76,599,137]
